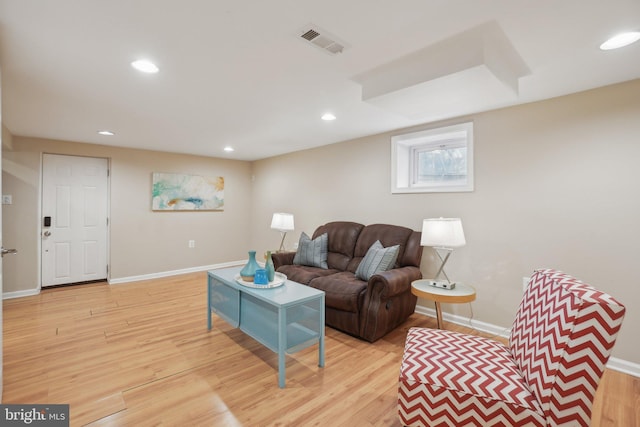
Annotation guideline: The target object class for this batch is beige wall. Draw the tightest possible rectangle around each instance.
[2,80,638,365]
[2,137,253,292]
[250,79,640,364]
[2,124,12,150]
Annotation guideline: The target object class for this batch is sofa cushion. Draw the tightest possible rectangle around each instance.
[308,272,367,313]
[293,232,328,269]
[355,240,399,281]
[313,221,364,271]
[347,224,414,272]
[277,265,338,285]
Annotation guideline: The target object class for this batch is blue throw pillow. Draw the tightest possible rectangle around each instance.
[355,240,399,281]
[293,232,328,269]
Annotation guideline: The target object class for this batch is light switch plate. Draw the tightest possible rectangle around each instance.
[2,195,12,205]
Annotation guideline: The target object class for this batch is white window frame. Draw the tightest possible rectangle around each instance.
[391,121,474,193]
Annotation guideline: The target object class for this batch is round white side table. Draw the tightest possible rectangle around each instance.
[411,280,476,329]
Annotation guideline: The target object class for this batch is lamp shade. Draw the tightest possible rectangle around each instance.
[420,218,466,248]
[271,213,294,232]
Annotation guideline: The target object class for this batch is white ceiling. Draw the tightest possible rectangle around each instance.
[1,0,639,161]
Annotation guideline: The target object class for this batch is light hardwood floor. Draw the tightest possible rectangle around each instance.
[2,272,638,426]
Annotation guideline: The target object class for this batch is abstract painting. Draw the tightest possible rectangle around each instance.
[152,173,224,211]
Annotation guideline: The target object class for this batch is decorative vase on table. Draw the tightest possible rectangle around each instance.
[265,250,275,282]
[240,250,260,282]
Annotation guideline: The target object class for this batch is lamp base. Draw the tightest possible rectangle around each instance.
[426,280,456,290]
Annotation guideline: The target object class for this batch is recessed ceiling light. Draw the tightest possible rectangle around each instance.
[223,146,234,152]
[321,113,336,121]
[600,31,640,50]
[97,130,115,136]
[131,59,159,73]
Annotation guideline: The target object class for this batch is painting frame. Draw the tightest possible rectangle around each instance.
[152,172,224,211]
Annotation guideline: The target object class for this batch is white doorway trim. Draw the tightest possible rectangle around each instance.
[40,153,110,288]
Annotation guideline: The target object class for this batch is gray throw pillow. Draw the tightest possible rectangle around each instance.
[355,240,399,281]
[293,232,328,269]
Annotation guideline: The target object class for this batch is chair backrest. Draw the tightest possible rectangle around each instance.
[509,269,625,426]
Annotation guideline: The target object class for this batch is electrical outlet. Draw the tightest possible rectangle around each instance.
[188,240,195,248]
[2,195,12,205]
[522,277,530,291]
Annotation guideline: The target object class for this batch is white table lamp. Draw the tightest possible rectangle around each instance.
[421,218,466,289]
[271,213,295,252]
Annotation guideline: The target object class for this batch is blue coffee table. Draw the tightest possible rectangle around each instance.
[207,266,325,388]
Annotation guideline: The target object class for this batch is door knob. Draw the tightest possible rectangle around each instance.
[1,247,18,258]
[43,230,52,237]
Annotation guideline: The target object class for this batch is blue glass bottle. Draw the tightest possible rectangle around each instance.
[240,250,260,282]
[265,250,275,282]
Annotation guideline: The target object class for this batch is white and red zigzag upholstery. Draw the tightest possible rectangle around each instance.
[399,328,546,426]
[398,269,625,426]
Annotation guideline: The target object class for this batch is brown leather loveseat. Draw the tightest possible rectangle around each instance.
[272,221,423,342]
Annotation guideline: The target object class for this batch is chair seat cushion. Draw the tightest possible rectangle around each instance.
[398,327,545,427]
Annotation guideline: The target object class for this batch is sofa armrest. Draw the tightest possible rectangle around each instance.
[367,266,422,299]
[359,266,422,342]
[272,251,296,269]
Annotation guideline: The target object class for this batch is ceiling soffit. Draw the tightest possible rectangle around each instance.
[355,21,531,121]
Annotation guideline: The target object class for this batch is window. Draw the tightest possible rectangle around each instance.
[391,122,473,193]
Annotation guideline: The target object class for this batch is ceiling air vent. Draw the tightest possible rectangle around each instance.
[298,25,347,55]
[301,29,320,41]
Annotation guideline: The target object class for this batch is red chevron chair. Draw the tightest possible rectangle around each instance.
[398,268,625,426]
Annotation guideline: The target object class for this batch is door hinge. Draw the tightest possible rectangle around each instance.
[106,217,109,226]
[106,265,109,274]
[107,169,110,177]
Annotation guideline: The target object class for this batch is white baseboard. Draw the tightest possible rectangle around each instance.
[605,357,640,377]
[108,260,244,285]
[414,304,512,339]
[2,289,40,300]
[2,260,245,298]
[415,303,640,378]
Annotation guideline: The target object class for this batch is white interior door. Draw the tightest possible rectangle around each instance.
[42,154,109,287]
